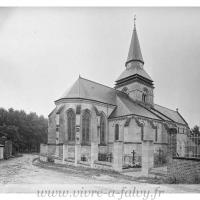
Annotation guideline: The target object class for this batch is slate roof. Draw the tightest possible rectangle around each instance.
[116,23,152,83]
[126,27,144,66]
[56,77,187,126]
[153,104,187,125]
[116,62,153,82]
[57,77,117,105]
[109,92,161,120]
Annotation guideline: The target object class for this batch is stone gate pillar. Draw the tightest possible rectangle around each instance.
[62,144,67,163]
[91,142,98,168]
[142,140,154,176]
[113,141,123,172]
[75,144,81,166]
[55,114,60,157]
[90,106,99,168]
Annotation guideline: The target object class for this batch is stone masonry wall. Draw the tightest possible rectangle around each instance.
[48,110,56,144]
[40,144,48,156]
[167,157,200,183]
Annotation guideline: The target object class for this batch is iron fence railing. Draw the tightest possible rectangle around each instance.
[98,153,112,162]
[180,134,200,158]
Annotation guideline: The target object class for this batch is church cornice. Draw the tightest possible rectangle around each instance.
[55,97,116,108]
[108,113,163,124]
[115,74,154,89]
[108,112,188,127]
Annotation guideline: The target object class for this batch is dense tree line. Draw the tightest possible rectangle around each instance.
[0,107,48,153]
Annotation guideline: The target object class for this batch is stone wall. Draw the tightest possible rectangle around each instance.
[81,145,91,162]
[58,145,63,158]
[108,119,125,143]
[40,144,48,156]
[0,146,4,160]
[126,119,142,142]
[98,145,107,154]
[49,101,115,146]
[48,110,56,144]
[48,144,56,157]
[67,145,75,159]
[117,81,154,105]
[167,157,200,183]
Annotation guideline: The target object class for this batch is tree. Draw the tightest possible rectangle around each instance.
[0,107,48,154]
[191,125,200,146]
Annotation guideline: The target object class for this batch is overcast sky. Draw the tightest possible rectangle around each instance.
[0,7,199,127]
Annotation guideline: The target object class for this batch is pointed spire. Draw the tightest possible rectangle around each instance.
[125,16,144,67]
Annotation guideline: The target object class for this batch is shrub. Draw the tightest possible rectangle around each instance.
[194,175,200,184]
[47,156,54,163]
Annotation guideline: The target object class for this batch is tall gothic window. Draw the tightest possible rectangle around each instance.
[67,109,76,142]
[141,126,144,141]
[100,114,106,145]
[115,124,119,141]
[82,109,90,144]
[155,127,158,142]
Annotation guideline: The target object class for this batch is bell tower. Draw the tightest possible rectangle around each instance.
[115,16,154,107]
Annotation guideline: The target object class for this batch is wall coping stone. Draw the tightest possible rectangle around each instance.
[47,143,63,146]
[78,161,90,166]
[94,160,112,166]
[173,157,200,161]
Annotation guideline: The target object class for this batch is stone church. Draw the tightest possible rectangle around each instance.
[47,19,189,171]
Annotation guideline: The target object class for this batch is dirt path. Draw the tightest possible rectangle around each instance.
[0,154,199,194]
[0,154,121,184]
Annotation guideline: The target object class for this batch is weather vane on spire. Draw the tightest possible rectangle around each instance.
[134,15,136,29]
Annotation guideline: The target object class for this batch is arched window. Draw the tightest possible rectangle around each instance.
[82,110,90,144]
[142,93,147,103]
[67,109,76,141]
[115,124,119,141]
[142,88,148,103]
[155,127,158,142]
[141,126,144,141]
[100,114,106,145]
